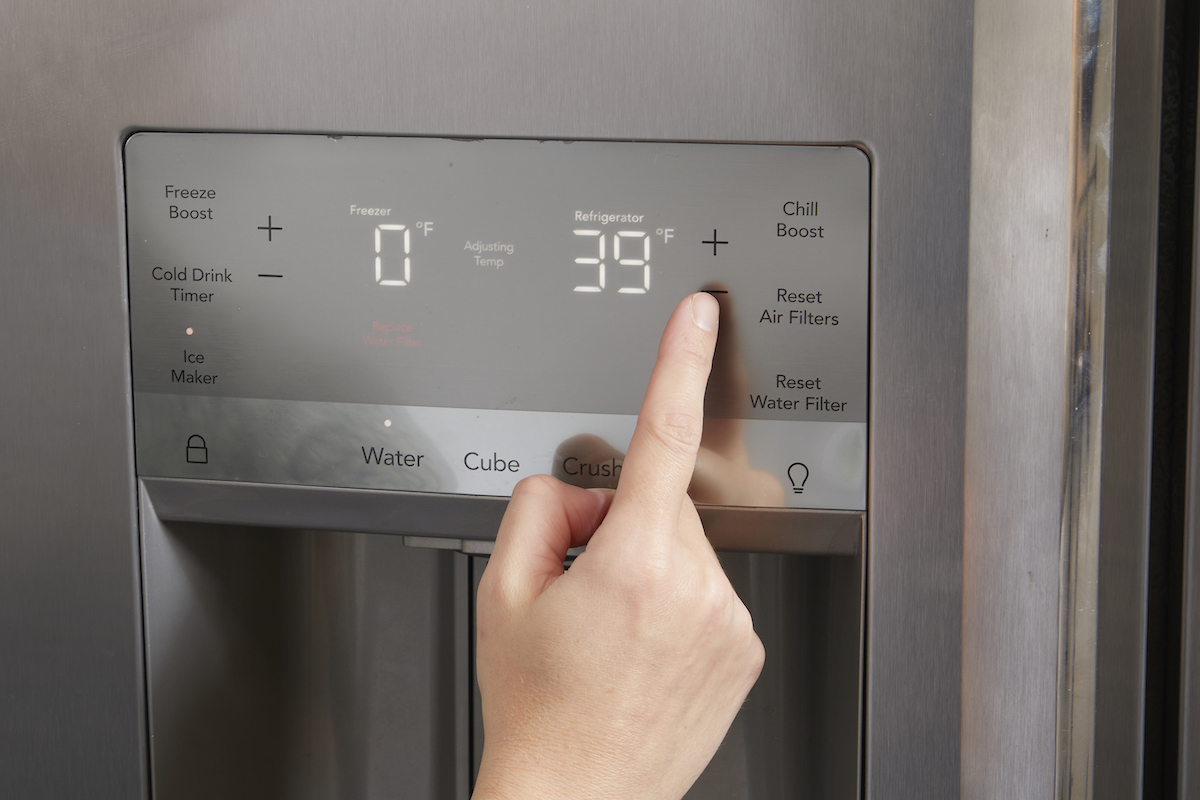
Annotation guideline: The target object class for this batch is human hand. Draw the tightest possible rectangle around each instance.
[549,287,783,507]
[472,293,765,800]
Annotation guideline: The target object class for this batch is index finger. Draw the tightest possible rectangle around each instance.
[602,292,719,538]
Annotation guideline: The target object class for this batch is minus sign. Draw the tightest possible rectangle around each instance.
[702,289,729,294]
[258,274,283,278]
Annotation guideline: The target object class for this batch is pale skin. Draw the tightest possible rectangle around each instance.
[472,293,766,800]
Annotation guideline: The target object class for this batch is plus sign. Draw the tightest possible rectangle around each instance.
[257,216,283,241]
[701,229,728,255]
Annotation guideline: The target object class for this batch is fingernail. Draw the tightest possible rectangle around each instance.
[690,292,719,332]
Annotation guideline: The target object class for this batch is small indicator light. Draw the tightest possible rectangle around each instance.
[186,327,194,335]
[384,419,392,427]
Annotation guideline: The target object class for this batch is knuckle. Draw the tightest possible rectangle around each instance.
[703,574,737,611]
[617,550,673,596]
[645,407,704,459]
[510,473,560,499]
[744,631,766,678]
[477,562,522,617]
[672,335,714,375]
[733,601,765,668]
[751,634,766,668]
[679,569,736,625]
[476,565,503,608]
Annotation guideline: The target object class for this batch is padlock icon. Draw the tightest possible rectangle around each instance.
[186,434,208,464]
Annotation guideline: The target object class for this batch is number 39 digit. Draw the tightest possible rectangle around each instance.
[573,231,650,294]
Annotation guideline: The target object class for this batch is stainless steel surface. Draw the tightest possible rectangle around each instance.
[962,0,1075,794]
[142,477,863,555]
[1092,0,1163,793]
[2,0,973,796]
[141,477,507,540]
[963,0,1163,797]
[667,551,866,798]
[1056,0,1116,794]
[138,484,473,800]
[143,477,862,800]
[702,507,862,555]
[1179,72,1200,800]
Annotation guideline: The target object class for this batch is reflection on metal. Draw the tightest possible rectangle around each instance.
[1056,0,1115,795]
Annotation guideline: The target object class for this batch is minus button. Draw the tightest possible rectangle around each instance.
[258,274,283,278]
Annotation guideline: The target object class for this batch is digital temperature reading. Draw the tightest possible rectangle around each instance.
[375,224,411,286]
[572,230,651,293]
[125,133,870,511]
[373,220,654,294]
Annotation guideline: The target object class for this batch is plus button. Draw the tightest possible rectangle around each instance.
[257,216,283,242]
[701,229,728,256]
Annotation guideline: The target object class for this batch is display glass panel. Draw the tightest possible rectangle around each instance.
[126,133,869,509]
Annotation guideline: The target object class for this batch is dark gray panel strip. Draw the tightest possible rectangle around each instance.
[1178,60,1200,800]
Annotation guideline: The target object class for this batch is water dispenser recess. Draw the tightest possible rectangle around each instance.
[125,133,870,514]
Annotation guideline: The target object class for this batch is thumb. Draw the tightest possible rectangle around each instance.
[482,475,613,607]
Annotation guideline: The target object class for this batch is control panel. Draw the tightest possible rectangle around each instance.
[126,133,869,510]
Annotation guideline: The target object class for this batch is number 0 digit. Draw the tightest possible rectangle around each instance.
[376,224,410,286]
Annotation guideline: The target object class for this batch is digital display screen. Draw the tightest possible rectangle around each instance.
[126,133,869,510]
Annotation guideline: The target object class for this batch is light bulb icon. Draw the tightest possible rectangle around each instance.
[787,462,810,494]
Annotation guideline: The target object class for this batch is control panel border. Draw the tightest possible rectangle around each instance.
[124,130,874,526]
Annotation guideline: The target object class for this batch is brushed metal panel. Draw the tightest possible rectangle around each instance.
[1055,0,1117,794]
[138,485,471,800]
[1092,0,1164,794]
[964,0,1163,797]
[0,18,149,800]
[141,477,507,541]
[1,0,973,796]
[962,0,1075,795]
